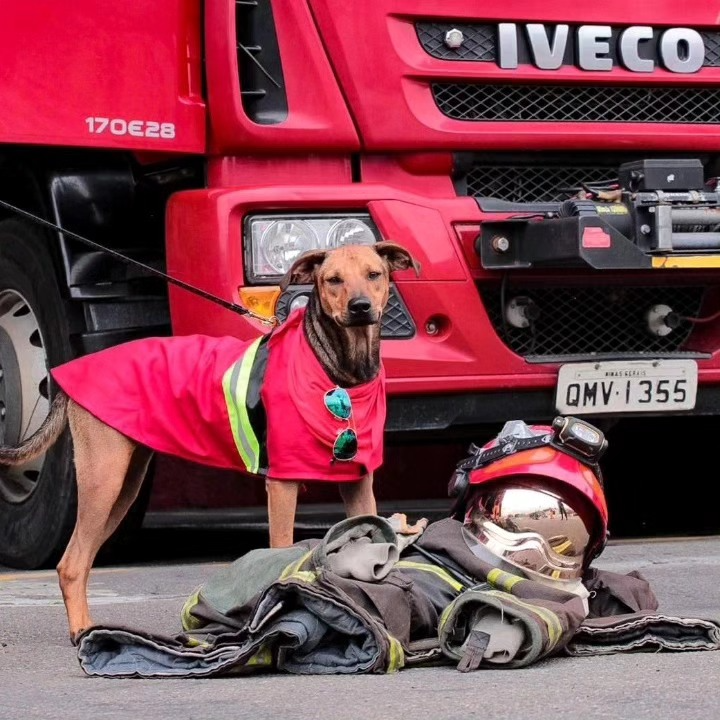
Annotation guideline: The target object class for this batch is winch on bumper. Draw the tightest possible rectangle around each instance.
[478,159,720,271]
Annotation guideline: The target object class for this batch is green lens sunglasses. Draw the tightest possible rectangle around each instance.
[324,387,359,462]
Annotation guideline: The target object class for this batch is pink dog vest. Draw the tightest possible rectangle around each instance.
[50,309,385,482]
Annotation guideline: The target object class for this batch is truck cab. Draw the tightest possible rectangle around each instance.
[1,0,719,568]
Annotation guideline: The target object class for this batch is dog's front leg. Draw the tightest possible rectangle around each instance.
[265,479,300,547]
[339,472,377,518]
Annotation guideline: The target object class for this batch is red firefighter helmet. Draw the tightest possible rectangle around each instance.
[451,418,609,581]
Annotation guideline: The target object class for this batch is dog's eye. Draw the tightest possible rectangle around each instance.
[368,271,382,280]
[326,276,343,285]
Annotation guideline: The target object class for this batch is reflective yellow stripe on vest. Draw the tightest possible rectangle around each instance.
[387,635,405,673]
[396,560,465,593]
[180,589,203,631]
[222,337,263,474]
[279,550,313,580]
[486,567,524,594]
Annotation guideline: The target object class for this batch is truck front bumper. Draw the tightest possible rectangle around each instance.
[166,183,720,429]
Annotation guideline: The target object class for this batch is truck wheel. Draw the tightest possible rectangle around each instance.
[0,219,79,569]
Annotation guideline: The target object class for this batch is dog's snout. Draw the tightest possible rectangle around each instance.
[348,297,372,316]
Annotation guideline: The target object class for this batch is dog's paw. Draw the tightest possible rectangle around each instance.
[70,626,94,647]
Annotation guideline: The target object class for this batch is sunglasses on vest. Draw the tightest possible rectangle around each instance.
[324,387,358,463]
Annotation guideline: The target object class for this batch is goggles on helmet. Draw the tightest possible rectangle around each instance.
[464,485,591,581]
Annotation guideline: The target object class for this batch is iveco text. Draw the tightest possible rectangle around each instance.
[497,24,704,73]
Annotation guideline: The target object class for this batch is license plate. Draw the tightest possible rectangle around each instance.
[555,359,698,415]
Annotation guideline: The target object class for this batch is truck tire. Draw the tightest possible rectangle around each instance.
[0,219,78,569]
[0,219,154,570]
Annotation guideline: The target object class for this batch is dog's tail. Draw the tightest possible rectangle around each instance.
[0,391,69,466]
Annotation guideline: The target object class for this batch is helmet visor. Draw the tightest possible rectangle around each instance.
[464,486,591,581]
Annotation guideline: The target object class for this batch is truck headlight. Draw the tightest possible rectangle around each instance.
[245,213,380,282]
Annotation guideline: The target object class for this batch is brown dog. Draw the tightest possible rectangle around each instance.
[0,241,419,642]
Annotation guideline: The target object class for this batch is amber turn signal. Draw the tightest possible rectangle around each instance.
[238,286,281,320]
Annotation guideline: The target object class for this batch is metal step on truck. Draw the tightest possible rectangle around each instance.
[1,0,720,568]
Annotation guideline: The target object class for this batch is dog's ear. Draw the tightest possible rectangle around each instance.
[374,241,421,277]
[279,249,328,290]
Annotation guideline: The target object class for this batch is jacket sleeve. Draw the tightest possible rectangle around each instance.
[438,579,588,669]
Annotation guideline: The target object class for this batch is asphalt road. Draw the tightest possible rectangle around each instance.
[2,529,720,720]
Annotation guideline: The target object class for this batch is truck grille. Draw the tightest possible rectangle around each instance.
[465,163,620,203]
[433,84,720,124]
[479,284,705,358]
[459,153,715,203]
[416,23,720,67]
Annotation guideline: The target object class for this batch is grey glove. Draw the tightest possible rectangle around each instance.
[387,513,428,552]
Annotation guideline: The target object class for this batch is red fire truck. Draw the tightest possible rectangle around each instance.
[2,0,720,568]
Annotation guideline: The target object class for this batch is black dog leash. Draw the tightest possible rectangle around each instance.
[0,198,278,326]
